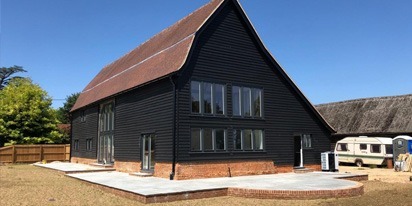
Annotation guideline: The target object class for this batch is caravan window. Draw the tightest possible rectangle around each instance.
[385,145,393,154]
[359,144,367,150]
[336,143,348,151]
[370,144,381,153]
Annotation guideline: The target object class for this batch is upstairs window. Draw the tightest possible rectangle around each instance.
[80,110,86,122]
[232,86,262,118]
[191,81,226,115]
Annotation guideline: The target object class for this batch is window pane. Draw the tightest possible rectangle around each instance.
[215,129,225,150]
[234,130,242,150]
[243,130,252,150]
[360,144,367,150]
[385,145,393,154]
[203,83,212,114]
[215,84,225,115]
[253,130,263,150]
[203,128,213,150]
[252,89,261,117]
[242,88,251,116]
[191,81,200,113]
[191,128,201,151]
[337,143,347,151]
[303,134,312,148]
[371,144,381,153]
[232,86,241,116]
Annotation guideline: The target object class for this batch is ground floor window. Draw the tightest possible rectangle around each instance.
[74,139,79,151]
[233,129,264,151]
[191,128,227,152]
[86,139,93,151]
[302,134,312,149]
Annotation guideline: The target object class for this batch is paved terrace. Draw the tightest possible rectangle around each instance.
[34,162,366,203]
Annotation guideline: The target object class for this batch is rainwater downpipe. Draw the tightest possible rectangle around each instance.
[169,76,177,180]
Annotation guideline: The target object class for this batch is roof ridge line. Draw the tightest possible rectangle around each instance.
[95,0,223,80]
[82,33,196,94]
[316,93,412,107]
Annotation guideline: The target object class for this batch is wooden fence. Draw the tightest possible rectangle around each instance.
[0,144,70,163]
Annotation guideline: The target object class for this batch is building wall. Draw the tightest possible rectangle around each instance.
[71,106,99,160]
[114,78,174,163]
[176,1,331,166]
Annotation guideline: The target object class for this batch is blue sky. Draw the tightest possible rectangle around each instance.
[1,0,411,108]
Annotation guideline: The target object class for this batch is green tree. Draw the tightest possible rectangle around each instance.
[0,65,27,90]
[0,78,63,146]
[57,92,80,124]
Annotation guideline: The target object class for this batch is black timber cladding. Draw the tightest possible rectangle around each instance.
[114,78,174,162]
[71,106,98,159]
[176,1,331,164]
[71,78,174,162]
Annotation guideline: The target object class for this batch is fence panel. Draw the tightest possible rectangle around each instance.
[0,144,70,163]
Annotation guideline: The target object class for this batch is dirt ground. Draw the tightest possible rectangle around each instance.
[1,164,411,206]
[339,165,412,183]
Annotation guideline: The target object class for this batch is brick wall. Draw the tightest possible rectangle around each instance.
[173,160,277,180]
[154,162,173,179]
[228,182,364,199]
[114,160,141,173]
[70,157,96,165]
[275,164,321,173]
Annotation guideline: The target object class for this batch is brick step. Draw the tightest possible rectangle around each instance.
[293,167,314,174]
[89,163,114,169]
[130,172,154,177]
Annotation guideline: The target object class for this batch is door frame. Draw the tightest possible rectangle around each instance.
[97,101,115,164]
[294,135,303,167]
[141,133,155,172]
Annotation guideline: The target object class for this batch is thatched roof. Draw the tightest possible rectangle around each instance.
[315,94,412,135]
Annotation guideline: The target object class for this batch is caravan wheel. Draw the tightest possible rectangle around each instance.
[355,159,363,167]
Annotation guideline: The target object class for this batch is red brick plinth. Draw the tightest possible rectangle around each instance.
[228,182,364,199]
[70,157,96,165]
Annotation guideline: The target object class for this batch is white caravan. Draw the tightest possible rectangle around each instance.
[334,136,393,167]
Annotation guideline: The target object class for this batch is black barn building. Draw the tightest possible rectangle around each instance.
[70,0,334,180]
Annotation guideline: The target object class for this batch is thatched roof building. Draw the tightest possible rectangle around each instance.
[316,94,412,140]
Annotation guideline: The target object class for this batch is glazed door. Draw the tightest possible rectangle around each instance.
[98,102,114,164]
[141,134,155,171]
[294,136,303,167]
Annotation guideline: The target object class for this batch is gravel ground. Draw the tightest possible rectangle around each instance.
[1,164,411,206]
[339,166,412,183]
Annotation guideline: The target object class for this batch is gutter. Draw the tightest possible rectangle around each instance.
[169,76,177,180]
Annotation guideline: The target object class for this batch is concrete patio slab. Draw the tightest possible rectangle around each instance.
[35,162,366,203]
[33,162,115,174]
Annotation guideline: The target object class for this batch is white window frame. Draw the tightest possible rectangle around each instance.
[86,138,93,151]
[302,134,312,149]
[191,81,226,115]
[232,86,263,118]
[234,129,264,151]
[190,128,227,152]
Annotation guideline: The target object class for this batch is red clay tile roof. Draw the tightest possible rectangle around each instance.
[72,0,224,111]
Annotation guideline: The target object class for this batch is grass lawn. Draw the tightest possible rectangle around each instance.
[1,164,411,206]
